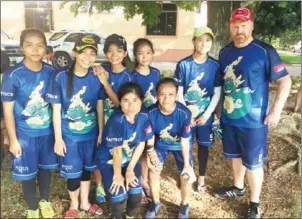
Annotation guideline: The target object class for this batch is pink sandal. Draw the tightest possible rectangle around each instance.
[64,209,78,218]
[81,204,103,216]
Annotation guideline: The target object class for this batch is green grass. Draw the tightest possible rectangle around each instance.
[278,52,301,64]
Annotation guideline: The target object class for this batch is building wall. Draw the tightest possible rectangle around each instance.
[1,1,25,40]
[1,1,199,61]
[52,2,195,61]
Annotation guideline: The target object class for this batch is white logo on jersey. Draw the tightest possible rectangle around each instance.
[106,137,123,142]
[1,91,13,97]
[46,93,58,99]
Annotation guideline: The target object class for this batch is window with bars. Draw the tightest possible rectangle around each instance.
[24,1,54,32]
[146,4,177,36]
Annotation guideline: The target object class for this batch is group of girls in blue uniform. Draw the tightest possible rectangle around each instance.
[1,26,221,219]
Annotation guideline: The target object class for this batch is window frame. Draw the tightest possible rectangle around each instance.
[145,3,178,37]
[24,1,54,32]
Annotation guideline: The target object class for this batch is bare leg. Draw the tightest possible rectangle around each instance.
[232,158,246,189]
[180,175,191,205]
[247,167,264,203]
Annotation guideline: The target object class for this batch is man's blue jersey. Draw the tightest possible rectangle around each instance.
[174,56,221,125]
[1,61,56,136]
[46,68,104,141]
[219,39,289,128]
[96,109,153,167]
[100,64,131,122]
[131,67,160,108]
[148,102,192,151]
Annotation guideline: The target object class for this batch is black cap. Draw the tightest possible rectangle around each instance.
[103,34,127,53]
[73,34,98,52]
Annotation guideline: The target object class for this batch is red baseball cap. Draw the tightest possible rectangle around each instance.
[230,8,253,23]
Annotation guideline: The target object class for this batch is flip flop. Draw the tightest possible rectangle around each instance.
[80,204,103,216]
[64,209,78,218]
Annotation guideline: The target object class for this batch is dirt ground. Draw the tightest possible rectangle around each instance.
[1,78,301,218]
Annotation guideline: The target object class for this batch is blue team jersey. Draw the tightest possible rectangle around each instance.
[149,102,192,151]
[96,108,153,167]
[100,64,131,122]
[1,61,55,136]
[131,67,160,108]
[46,68,104,141]
[219,39,289,128]
[174,55,221,125]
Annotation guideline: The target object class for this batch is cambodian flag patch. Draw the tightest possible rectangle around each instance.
[145,125,152,134]
[185,125,191,133]
[273,63,285,74]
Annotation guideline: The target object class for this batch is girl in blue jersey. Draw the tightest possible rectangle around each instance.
[46,34,104,217]
[92,33,132,204]
[1,29,57,218]
[174,27,222,194]
[145,78,196,219]
[131,38,161,204]
[96,82,153,219]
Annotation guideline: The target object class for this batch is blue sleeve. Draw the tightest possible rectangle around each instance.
[1,72,19,102]
[174,62,185,87]
[181,112,192,138]
[102,118,124,148]
[45,72,62,104]
[98,84,106,100]
[266,47,289,82]
[214,65,222,87]
[98,85,107,99]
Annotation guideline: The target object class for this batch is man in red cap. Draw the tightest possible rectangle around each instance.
[214,7,292,218]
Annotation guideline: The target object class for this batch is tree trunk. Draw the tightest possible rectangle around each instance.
[207,1,241,58]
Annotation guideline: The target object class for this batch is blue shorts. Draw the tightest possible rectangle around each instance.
[156,147,194,173]
[99,163,142,203]
[11,133,58,181]
[60,138,98,179]
[222,123,268,170]
[191,125,214,147]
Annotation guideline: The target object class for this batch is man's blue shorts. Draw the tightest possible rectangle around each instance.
[11,132,58,181]
[99,163,142,203]
[59,137,98,179]
[222,123,268,170]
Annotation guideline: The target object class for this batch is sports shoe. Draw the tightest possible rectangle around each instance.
[39,200,55,218]
[214,186,246,199]
[25,209,40,218]
[212,120,222,140]
[247,205,261,218]
[96,185,106,203]
[178,204,189,219]
[197,184,207,194]
[145,202,162,219]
